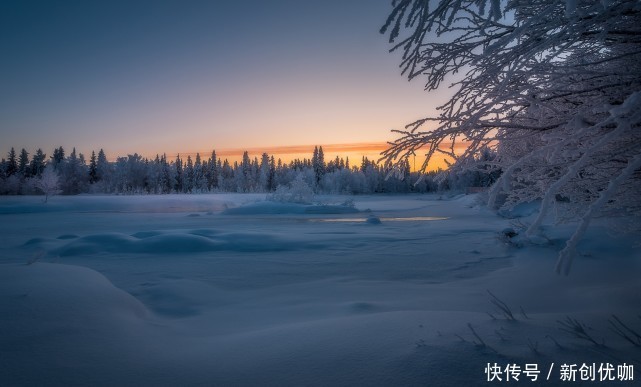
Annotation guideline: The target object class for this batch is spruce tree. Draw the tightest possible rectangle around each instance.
[185,155,194,193]
[208,150,219,190]
[174,154,183,193]
[312,146,326,184]
[52,146,65,168]
[89,151,98,183]
[268,155,276,191]
[30,149,46,177]
[6,148,17,176]
[18,148,30,177]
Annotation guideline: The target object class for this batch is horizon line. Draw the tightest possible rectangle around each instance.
[166,142,391,160]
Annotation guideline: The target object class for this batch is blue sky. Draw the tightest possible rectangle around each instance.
[0,1,441,162]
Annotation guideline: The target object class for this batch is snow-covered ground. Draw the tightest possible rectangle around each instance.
[1,194,639,386]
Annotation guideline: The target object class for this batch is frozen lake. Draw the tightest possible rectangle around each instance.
[1,194,639,386]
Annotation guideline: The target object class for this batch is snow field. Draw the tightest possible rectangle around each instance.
[1,193,639,386]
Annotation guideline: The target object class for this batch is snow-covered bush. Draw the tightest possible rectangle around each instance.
[0,175,20,195]
[267,174,315,204]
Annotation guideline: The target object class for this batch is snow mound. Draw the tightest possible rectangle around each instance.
[0,262,148,325]
[0,263,151,385]
[39,229,319,256]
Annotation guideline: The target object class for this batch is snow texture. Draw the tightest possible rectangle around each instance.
[1,194,639,386]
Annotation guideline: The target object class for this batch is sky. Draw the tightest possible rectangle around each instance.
[0,1,446,167]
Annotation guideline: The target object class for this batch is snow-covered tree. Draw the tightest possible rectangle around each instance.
[193,153,207,193]
[155,154,171,193]
[269,173,315,204]
[51,146,65,168]
[381,0,641,274]
[268,155,276,191]
[185,155,194,193]
[6,148,18,177]
[34,166,62,203]
[258,152,270,191]
[174,154,183,193]
[89,151,98,184]
[206,150,219,191]
[30,149,46,177]
[59,148,88,194]
[312,146,326,185]
[18,148,30,177]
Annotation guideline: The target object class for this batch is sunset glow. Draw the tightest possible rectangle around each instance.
[0,1,446,168]
[128,141,466,172]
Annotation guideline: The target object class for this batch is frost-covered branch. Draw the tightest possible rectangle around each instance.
[382,0,641,273]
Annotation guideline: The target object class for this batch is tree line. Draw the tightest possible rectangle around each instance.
[0,145,499,196]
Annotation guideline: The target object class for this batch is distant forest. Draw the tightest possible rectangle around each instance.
[0,146,499,196]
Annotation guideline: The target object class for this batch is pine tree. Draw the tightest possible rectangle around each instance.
[6,148,17,176]
[18,148,30,177]
[268,155,276,191]
[238,151,252,192]
[95,149,111,189]
[185,155,194,193]
[207,150,219,190]
[30,149,46,177]
[51,146,65,168]
[318,146,325,168]
[158,154,169,193]
[312,146,326,185]
[196,153,208,192]
[312,146,319,167]
[258,153,270,191]
[61,147,88,194]
[89,150,98,183]
[174,154,183,193]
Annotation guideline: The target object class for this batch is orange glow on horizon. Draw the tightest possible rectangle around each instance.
[109,141,470,172]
